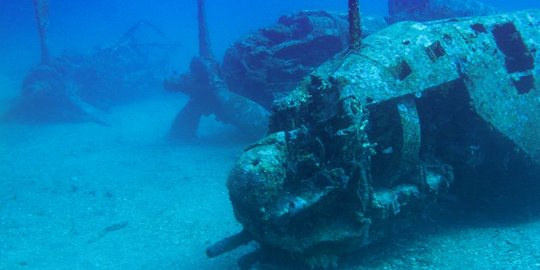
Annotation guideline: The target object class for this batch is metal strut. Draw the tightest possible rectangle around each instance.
[348,0,362,50]
[33,0,50,64]
[197,0,214,58]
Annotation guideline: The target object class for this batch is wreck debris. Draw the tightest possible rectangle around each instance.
[211,10,540,268]
[7,11,179,124]
[165,0,269,140]
[206,229,253,258]
[165,57,270,139]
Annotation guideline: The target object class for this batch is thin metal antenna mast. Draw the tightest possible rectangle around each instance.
[348,0,362,50]
[33,0,50,64]
[197,0,214,58]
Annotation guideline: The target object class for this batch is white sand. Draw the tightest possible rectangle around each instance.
[0,94,252,269]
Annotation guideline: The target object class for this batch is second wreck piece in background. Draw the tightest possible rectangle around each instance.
[164,0,269,140]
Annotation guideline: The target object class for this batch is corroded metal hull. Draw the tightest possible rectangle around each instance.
[223,10,540,267]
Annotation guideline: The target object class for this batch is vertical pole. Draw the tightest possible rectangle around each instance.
[348,0,362,51]
[197,0,214,58]
[33,0,50,64]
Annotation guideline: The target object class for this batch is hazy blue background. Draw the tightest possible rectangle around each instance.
[0,0,539,85]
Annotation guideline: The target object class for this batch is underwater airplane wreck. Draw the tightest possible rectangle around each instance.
[6,1,539,268]
[206,1,540,269]
[5,0,179,124]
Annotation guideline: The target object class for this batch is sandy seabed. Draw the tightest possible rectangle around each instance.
[1,82,540,270]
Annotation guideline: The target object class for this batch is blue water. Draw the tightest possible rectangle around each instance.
[1,1,540,269]
[1,1,349,80]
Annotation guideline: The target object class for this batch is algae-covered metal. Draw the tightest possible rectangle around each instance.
[216,10,540,267]
[387,0,497,23]
[222,10,387,109]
